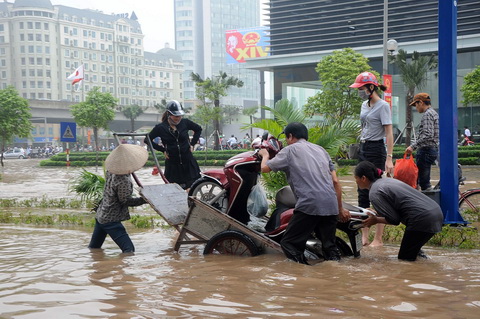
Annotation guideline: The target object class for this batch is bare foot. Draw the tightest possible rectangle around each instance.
[369,240,383,247]
[363,242,370,247]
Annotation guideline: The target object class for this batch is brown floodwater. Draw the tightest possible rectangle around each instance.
[1,159,480,318]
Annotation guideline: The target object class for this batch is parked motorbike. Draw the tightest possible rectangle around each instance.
[189,133,368,260]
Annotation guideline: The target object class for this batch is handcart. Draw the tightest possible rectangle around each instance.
[112,132,369,259]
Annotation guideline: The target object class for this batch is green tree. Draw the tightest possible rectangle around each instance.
[70,87,117,165]
[120,104,144,132]
[247,99,307,137]
[189,104,219,147]
[0,86,33,167]
[389,49,437,145]
[222,105,240,124]
[243,106,258,141]
[191,71,244,149]
[461,65,480,106]
[245,98,360,197]
[305,48,377,126]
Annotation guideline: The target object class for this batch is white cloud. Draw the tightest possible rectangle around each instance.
[51,0,175,52]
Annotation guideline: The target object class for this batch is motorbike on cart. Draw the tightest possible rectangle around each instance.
[189,133,369,260]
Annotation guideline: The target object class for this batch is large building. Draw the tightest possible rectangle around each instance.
[174,0,261,110]
[247,0,480,136]
[0,0,184,145]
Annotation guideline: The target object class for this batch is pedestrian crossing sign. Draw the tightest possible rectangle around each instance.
[60,122,76,142]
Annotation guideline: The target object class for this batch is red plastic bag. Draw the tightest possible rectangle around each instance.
[394,153,418,189]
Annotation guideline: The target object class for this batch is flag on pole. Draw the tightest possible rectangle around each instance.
[67,64,84,85]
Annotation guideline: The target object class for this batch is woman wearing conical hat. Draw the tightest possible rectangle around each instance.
[88,144,148,253]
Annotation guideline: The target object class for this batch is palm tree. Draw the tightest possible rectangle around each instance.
[244,98,360,197]
[389,49,437,145]
[191,71,244,149]
[121,104,144,132]
[243,106,258,141]
[246,98,307,137]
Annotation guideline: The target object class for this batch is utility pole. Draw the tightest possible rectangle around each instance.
[382,0,388,76]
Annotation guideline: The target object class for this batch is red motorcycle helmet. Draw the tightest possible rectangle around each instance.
[349,72,379,88]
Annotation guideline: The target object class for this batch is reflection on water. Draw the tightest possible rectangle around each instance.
[1,225,479,318]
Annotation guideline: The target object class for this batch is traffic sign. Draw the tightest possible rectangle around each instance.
[60,122,76,142]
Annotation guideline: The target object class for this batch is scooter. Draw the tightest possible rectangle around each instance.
[460,136,475,146]
[189,133,369,259]
[189,132,280,224]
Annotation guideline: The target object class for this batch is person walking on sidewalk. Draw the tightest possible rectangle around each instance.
[405,93,439,191]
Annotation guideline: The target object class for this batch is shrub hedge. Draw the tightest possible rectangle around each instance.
[39,146,480,167]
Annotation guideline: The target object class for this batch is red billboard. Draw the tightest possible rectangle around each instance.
[226,27,270,64]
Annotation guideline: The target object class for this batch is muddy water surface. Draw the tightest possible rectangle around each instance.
[1,159,480,318]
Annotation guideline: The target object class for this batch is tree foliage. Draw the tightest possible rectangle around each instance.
[191,71,244,149]
[120,104,144,132]
[389,49,437,145]
[245,99,305,137]
[0,86,33,166]
[461,65,480,106]
[305,48,377,126]
[70,87,117,164]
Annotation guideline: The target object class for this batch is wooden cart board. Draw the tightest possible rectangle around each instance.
[174,197,283,254]
[140,184,188,226]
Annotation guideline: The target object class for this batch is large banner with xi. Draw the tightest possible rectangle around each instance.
[226,26,270,64]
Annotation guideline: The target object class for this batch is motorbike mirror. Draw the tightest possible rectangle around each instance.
[261,131,269,141]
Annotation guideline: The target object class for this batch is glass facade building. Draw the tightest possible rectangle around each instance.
[248,0,480,135]
[174,0,261,110]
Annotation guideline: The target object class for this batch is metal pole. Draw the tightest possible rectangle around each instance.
[260,71,266,119]
[438,0,462,223]
[382,0,388,76]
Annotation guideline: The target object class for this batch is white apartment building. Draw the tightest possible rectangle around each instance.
[0,0,184,109]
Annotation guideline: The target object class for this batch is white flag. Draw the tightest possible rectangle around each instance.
[67,64,84,85]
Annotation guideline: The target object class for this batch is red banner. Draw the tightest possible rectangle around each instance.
[383,74,392,109]
[225,27,270,64]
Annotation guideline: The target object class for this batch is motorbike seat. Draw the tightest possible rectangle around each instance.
[275,186,296,209]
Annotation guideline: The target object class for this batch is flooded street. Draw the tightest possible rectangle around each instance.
[1,159,480,318]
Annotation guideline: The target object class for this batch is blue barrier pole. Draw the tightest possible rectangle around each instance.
[438,0,463,224]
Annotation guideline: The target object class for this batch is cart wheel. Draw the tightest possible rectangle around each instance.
[203,230,260,257]
[189,177,229,213]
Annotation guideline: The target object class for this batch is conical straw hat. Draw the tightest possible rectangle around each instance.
[105,144,148,174]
